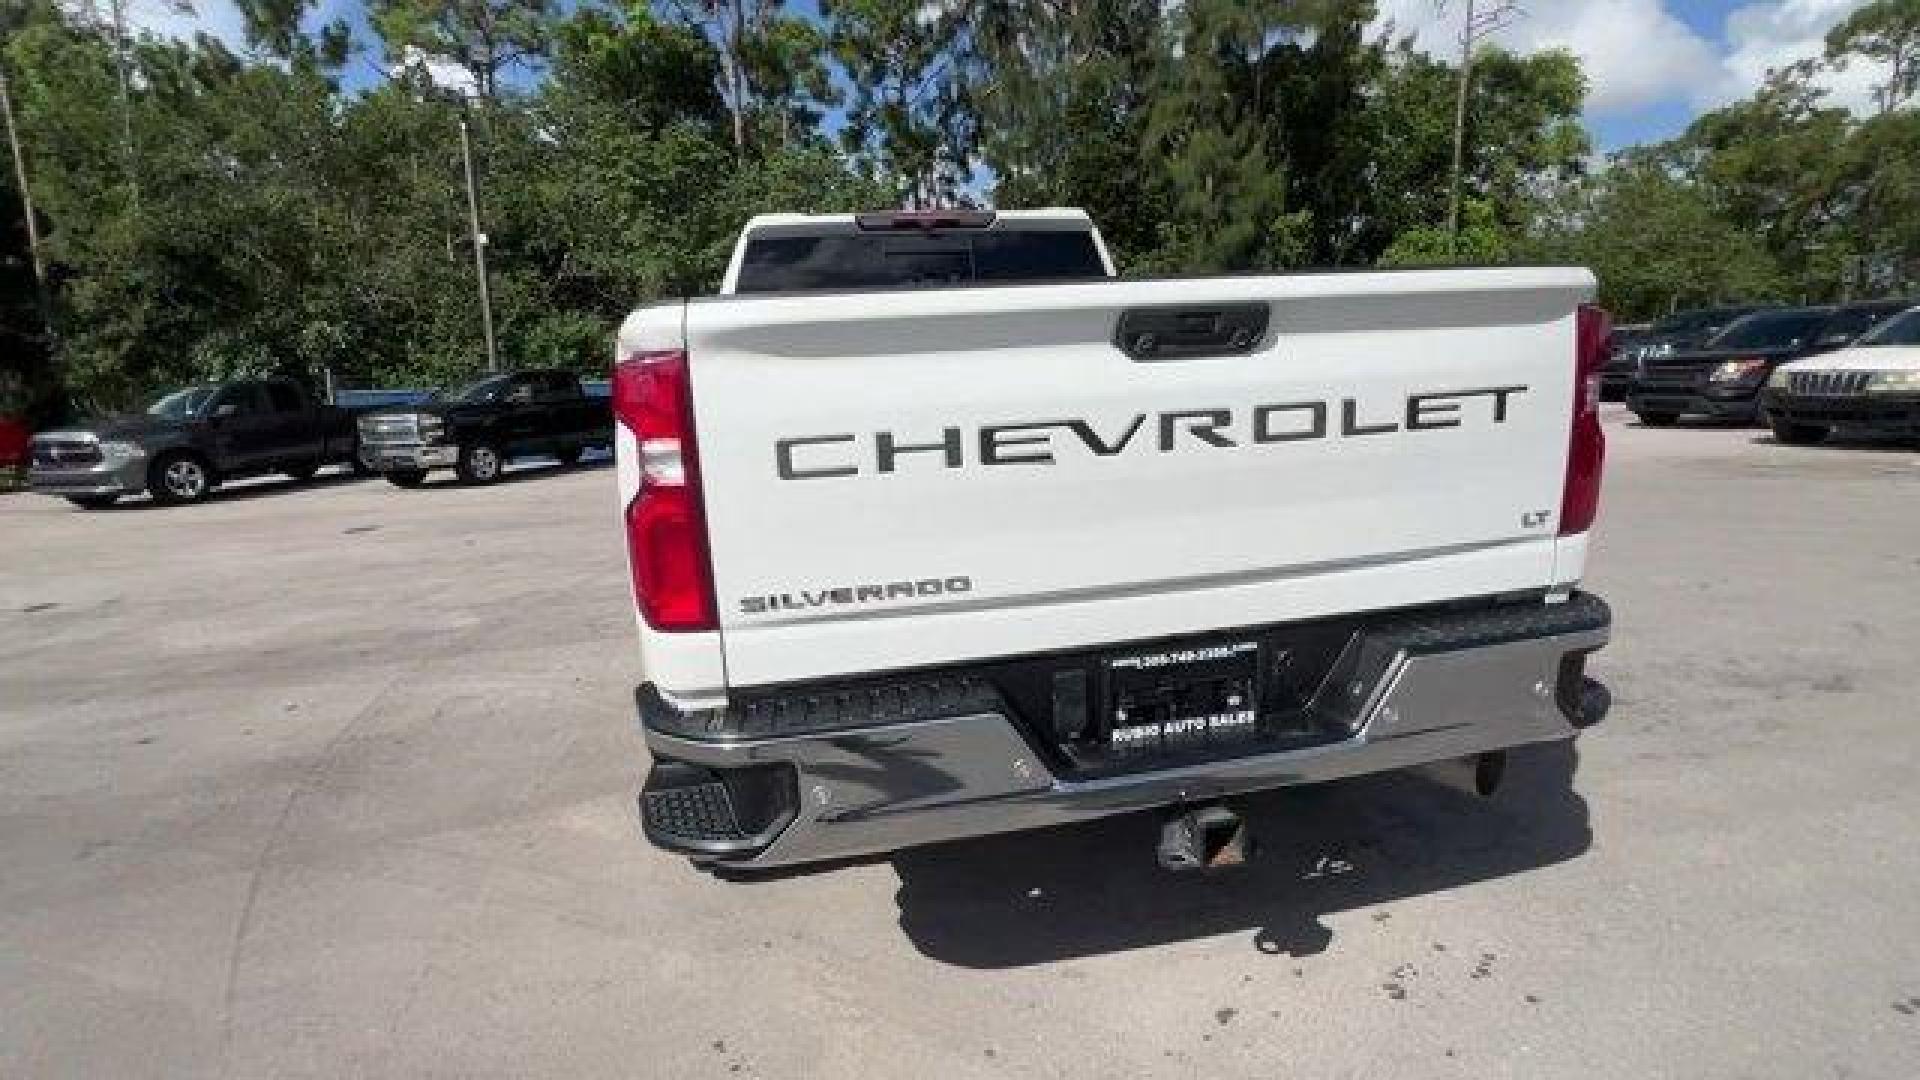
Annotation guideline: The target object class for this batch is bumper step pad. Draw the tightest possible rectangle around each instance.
[641,781,749,845]
[638,759,800,859]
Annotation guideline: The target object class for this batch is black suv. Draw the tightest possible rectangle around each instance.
[1627,301,1906,425]
[356,369,613,487]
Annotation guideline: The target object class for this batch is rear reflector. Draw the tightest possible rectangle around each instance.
[615,350,717,632]
[1560,304,1610,536]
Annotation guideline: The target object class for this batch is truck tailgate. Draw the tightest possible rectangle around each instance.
[681,267,1593,687]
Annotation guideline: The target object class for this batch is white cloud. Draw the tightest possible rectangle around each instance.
[1372,0,1719,115]
[116,0,248,48]
[94,0,362,55]
[1372,1,1894,121]
[914,0,951,29]
[391,45,479,96]
[1709,0,1884,112]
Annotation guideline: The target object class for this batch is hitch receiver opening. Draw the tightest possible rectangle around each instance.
[1157,804,1255,871]
[1416,750,1509,799]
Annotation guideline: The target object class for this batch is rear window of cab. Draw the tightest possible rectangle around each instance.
[735,229,1107,294]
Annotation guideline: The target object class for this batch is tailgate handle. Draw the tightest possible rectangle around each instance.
[1115,304,1269,361]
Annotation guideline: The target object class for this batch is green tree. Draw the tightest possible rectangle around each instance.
[1380,198,1509,266]
[371,0,552,100]
[0,145,56,424]
[1361,41,1587,265]
[825,0,973,206]
[1141,0,1303,273]
[742,14,838,148]
[234,0,351,69]
[549,7,726,136]
[970,0,1169,265]
[1823,108,1920,295]
[664,0,829,154]
[1258,0,1388,266]
[1825,0,1920,114]
[1679,63,1857,297]
[1528,152,1786,319]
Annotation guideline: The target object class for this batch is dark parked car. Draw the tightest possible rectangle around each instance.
[356,369,612,487]
[1605,306,1761,402]
[29,379,365,508]
[1630,305,1763,358]
[1626,301,1907,425]
[1600,323,1650,401]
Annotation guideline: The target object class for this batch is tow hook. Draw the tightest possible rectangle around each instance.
[1157,803,1255,871]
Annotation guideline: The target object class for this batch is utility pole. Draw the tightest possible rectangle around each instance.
[0,58,52,340]
[1444,0,1522,256]
[100,0,138,203]
[729,0,749,153]
[457,112,498,374]
[1445,0,1475,251]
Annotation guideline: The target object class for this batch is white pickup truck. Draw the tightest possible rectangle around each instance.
[615,208,1612,871]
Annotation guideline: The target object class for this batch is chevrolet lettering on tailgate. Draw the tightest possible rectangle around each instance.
[774,385,1528,479]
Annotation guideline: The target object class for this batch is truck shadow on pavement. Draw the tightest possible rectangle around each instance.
[83,467,373,509]
[408,454,614,490]
[209,469,374,503]
[887,741,1589,968]
[1748,432,1919,453]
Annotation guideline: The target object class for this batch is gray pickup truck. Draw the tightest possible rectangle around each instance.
[30,378,365,508]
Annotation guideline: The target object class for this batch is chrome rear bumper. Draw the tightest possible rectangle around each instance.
[641,595,1610,869]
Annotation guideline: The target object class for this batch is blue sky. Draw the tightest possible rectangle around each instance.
[130,0,1890,152]
[1374,0,1886,149]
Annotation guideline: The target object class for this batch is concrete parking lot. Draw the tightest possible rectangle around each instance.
[3,410,1918,1079]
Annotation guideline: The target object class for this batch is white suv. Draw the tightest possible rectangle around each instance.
[1764,304,1920,444]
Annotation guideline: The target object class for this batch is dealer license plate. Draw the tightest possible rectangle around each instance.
[1103,640,1261,753]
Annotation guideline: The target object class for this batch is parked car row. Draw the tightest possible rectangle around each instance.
[1614,299,1920,442]
[23,293,1918,512]
[26,368,611,508]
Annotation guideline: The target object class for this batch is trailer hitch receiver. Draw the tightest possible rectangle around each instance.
[1157,804,1255,871]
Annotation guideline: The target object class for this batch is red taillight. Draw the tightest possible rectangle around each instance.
[615,349,717,632]
[1561,303,1609,536]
